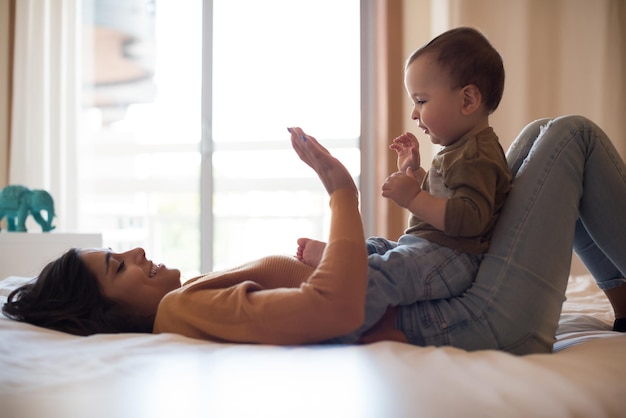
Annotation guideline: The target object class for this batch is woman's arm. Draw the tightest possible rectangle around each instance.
[155,130,369,344]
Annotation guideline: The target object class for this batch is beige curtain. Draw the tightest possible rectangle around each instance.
[369,0,408,240]
[0,0,13,188]
[7,0,81,231]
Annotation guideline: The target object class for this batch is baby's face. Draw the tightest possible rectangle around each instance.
[404,54,468,146]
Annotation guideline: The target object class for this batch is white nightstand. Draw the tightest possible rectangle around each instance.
[0,233,103,278]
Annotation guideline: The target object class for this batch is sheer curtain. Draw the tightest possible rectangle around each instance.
[6,0,364,275]
[9,0,80,231]
[0,0,11,187]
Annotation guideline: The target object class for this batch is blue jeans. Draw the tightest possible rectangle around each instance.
[394,115,626,354]
[327,235,482,344]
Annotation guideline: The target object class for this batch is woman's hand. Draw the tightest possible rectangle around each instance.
[390,132,421,173]
[288,127,357,195]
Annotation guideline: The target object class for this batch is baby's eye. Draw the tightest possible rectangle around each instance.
[116,261,125,273]
[415,100,426,106]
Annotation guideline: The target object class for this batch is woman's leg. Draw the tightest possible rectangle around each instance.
[573,119,626,275]
[570,120,626,330]
[505,118,551,175]
[574,220,626,329]
[493,115,626,347]
[574,220,624,288]
[489,115,626,349]
[511,119,626,330]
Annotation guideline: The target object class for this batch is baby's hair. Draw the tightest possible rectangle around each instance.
[407,27,505,114]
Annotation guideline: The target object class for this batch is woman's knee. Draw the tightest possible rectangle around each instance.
[540,115,602,142]
[507,117,553,175]
[549,114,592,128]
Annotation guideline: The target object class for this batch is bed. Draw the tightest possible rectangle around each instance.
[1,273,625,418]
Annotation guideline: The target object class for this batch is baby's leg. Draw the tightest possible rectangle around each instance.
[365,237,398,255]
[297,236,398,267]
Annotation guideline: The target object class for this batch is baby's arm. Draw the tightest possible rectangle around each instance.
[381,172,447,231]
[388,133,443,227]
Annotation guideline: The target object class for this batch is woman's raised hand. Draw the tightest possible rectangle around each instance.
[288,127,357,195]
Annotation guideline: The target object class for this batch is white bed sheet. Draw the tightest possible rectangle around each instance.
[1,275,625,418]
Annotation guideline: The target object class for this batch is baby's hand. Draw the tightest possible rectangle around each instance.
[390,132,421,173]
[381,170,422,209]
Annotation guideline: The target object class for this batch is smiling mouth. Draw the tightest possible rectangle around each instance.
[149,263,160,278]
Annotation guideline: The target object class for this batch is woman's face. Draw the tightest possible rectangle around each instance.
[81,248,182,317]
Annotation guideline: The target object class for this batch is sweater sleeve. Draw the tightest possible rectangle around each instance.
[153,188,368,345]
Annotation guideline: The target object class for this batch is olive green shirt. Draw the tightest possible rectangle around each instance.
[405,127,512,254]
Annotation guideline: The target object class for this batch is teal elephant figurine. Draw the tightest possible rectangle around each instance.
[0,185,56,232]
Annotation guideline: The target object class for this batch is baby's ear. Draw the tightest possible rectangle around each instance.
[461,84,482,115]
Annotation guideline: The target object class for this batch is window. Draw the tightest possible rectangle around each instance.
[79,0,362,277]
[209,0,361,270]
[80,0,202,275]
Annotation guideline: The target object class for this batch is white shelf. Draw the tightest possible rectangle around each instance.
[0,233,102,278]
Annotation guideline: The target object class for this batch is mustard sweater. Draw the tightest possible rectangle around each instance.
[153,188,368,344]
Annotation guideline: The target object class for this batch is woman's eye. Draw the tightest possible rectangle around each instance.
[416,100,426,106]
[116,261,125,273]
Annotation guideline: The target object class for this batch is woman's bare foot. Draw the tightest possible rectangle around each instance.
[288,127,357,195]
[296,238,327,268]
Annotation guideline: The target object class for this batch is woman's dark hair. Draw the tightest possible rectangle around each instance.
[407,27,505,114]
[2,249,153,336]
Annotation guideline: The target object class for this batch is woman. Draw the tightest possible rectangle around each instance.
[3,127,370,341]
[3,116,626,354]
